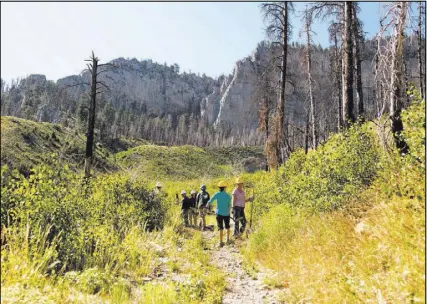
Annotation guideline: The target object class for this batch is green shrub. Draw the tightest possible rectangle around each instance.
[277,123,380,211]
[1,161,167,271]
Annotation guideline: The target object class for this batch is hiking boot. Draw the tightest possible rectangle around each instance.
[226,239,231,245]
[218,242,224,248]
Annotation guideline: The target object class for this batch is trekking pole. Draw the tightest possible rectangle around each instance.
[230,216,245,223]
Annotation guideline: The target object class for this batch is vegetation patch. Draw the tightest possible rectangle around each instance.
[243,98,425,303]
[116,144,265,181]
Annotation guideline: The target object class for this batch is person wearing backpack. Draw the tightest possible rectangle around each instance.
[231,177,253,237]
[196,184,210,231]
[208,181,231,247]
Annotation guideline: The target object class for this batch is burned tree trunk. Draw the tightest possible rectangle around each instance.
[332,29,343,130]
[304,7,317,149]
[373,42,381,117]
[261,1,294,167]
[277,2,289,164]
[417,2,425,99]
[308,2,344,131]
[342,2,355,127]
[81,52,111,177]
[389,2,409,153]
[304,110,309,154]
[352,4,364,120]
[84,53,99,177]
[254,43,276,171]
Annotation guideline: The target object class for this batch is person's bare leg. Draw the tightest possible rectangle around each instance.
[219,230,223,245]
[226,229,230,243]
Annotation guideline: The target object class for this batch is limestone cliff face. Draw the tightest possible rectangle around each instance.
[3,43,283,132]
[57,58,215,117]
[212,57,258,130]
[202,41,274,131]
[200,75,231,125]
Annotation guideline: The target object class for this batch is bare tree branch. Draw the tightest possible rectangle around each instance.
[65,82,90,88]
[96,81,110,91]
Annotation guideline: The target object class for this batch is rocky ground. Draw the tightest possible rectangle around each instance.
[203,230,283,304]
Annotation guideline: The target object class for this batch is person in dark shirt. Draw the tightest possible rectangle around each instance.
[178,190,192,227]
[196,184,210,231]
[189,190,198,227]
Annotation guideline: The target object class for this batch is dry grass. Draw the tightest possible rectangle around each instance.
[245,190,425,303]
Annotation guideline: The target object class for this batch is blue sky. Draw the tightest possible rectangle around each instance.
[1,2,384,84]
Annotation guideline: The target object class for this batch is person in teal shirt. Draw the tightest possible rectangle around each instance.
[208,181,231,247]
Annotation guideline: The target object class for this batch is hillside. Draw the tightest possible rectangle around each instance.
[116,144,265,181]
[1,116,266,178]
[0,116,149,175]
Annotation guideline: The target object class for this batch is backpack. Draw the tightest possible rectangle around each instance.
[197,191,210,208]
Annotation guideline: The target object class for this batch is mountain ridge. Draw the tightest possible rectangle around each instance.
[1,38,421,147]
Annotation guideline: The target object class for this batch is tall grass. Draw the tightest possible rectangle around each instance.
[244,191,425,303]
[2,221,225,303]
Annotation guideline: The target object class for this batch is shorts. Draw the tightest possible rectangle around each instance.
[199,207,207,217]
[216,215,230,230]
[190,207,199,215]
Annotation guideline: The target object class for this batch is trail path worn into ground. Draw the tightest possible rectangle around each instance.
[202,230,282,304]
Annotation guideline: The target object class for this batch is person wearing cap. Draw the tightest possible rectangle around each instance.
[179,190,193,227]
[196,184,210,231]
[151,181,164,199]
[231,177,254,237]
[208,181,231,247]
[189,190,198,227]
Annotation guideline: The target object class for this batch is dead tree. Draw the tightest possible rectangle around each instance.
[301,6,317,149]
[352,3,364,120]
[60,52,111,177]
[308,2,344,130]
[374,15,390,119]
[373,40,382,117]
[376,3,410,153]
[342,2,355,127]
[304,102,310,154]
[389,2,409,153]
[83,52,111,177]
[253,45,276,170]
[260,1,294,166]
[329,22,343,130]
[417,2,425,99]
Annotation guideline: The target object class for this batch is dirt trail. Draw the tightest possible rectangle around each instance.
[203,230,282,304]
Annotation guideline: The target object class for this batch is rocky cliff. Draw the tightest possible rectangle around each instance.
[1,38,421,145]
[1,43,279,134]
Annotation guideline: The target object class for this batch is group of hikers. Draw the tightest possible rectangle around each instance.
[152,178,254,247]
